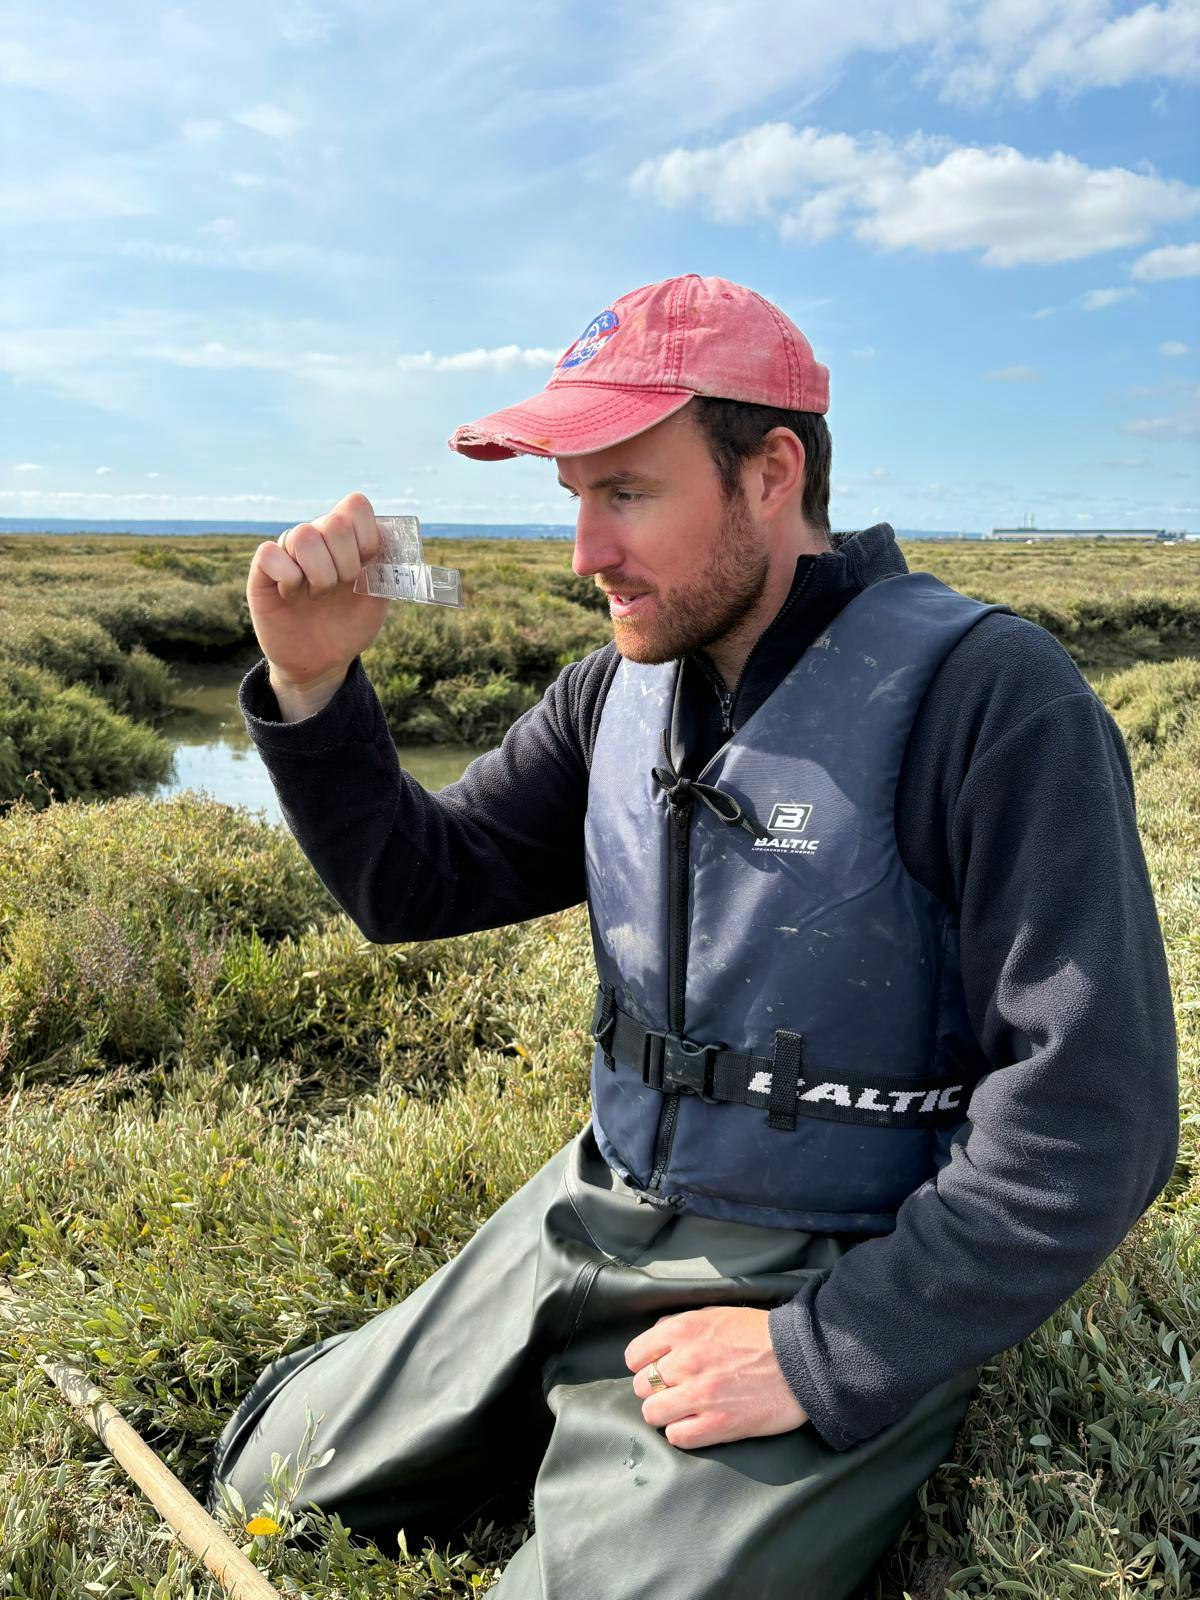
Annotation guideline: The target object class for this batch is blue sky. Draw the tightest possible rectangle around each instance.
[2,1,1198,534]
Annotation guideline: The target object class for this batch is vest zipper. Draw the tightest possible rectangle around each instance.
[646,563,817,1198]
[648,789,693,1193]
[699,560,819,742]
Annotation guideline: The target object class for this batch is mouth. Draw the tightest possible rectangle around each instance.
[603,588,652,620]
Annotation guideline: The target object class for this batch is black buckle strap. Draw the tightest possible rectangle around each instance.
[589,982,617,1071]
[641,1031,719,1097]
[589,987,974,1131]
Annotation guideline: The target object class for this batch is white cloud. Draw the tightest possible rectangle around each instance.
[180,119,223,146]
[394,345,562,373]
[146,471,160,478]
[1080,287,1137,309]
[136,339,299,372]
[1160,341,1190,356]
[0,311,186,415]
[590,0,1199,136]
[277,3,340,47]
[1123,415,1200,441]
[13,462,41,472]
[95,466,112,475]
[1121,393,1200,441]
[562,2,957,143]
[0,305,567,428]
[132,337,565,394]
[933,0,1200,103]
[231,104,304,140]
[631,124,1200,267]
[117,239,376,281]
[987,365,1039,381]
[1,162,155,225]
[1131,242,1200,280]
[0,489,294,506]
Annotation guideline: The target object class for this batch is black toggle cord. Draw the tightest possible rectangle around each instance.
[651,731,772,841]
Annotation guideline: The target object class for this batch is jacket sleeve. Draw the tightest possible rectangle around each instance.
[767,666,1180,1450]
[237,649,610,942]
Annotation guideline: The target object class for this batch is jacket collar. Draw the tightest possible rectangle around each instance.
[687,522,909,692]
[824,521,910,589]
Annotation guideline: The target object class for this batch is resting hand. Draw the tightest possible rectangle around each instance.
[625,1306,808,1449]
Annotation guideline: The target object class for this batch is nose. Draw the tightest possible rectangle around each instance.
[571,501,624,579]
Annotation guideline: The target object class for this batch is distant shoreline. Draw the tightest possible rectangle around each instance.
[4,519,1191,542]
[0,518,580,540]
[1,516,991,540]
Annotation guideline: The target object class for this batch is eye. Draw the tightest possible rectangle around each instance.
[561,487,644,503]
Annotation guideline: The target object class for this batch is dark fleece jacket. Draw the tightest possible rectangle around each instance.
[237,523,1179,1451]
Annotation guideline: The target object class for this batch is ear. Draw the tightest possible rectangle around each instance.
[756,427,806,517]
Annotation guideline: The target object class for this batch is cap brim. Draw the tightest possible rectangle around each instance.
[447,382,695,460]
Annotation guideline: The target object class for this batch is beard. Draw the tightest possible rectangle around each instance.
[603,488,770,666]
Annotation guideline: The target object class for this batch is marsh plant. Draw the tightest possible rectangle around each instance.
[0,537,1196,1597]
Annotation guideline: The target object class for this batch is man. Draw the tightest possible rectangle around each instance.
[206,275,1178,1598]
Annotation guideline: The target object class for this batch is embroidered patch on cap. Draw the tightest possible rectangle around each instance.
[558,309,620,368]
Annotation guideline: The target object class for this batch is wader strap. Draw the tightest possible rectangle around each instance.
[592,990,972,1131]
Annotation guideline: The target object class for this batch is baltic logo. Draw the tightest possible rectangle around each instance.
[753,801,820,854]
[745,1070,964,1119]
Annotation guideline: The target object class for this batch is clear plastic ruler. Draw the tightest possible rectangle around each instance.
[354,515,462,606]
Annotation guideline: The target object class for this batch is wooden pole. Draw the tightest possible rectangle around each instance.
[0,1280,288,1600]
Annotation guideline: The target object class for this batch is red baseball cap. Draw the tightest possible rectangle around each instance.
[446,274,829,461]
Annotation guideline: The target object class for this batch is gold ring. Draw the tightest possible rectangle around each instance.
[646,1360,667,1391]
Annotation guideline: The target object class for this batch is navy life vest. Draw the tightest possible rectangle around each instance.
[583,571,1010,1234]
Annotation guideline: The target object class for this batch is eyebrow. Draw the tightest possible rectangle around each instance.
[556,470,663,491]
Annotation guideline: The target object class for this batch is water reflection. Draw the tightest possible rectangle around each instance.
[141,658,480,828]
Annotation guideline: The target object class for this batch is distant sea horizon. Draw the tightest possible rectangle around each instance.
[0,516,990,540]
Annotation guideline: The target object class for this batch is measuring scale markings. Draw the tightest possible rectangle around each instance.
[354,515,463,607]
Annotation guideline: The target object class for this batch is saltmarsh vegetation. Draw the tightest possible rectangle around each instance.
[0,535,1196,1598]
[2,532,1200,813]
[0,535,606,812]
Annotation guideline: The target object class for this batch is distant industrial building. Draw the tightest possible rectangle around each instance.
[987,527,1167,542]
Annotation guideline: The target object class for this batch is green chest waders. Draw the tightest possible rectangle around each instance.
[207,1123,977,1599]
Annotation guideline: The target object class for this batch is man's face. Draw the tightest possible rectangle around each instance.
[556,407,770,665]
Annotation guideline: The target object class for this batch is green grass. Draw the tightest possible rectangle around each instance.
[0,542,1196,1598]
[3,533,1200,813]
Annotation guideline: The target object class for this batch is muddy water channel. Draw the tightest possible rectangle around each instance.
[138,656,479,828]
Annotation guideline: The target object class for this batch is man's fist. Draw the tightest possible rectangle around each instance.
[247,491,390,701]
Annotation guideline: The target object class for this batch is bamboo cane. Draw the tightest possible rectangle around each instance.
[0,1279,286,1600]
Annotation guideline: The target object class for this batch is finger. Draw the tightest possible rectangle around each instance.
[339,491,382,563]
[309,507,368,586]
[630,1352,684,1400]
[249,539,305,599]
[314,491,380,569]
[280,522,338,592]
[665,1415,728,1450]
[641,1383,701,1429]
[624,1323,680,1373]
